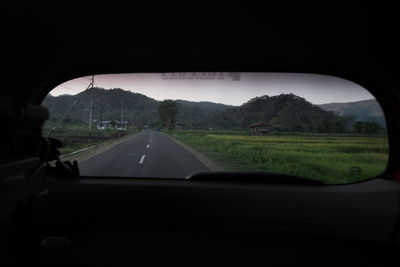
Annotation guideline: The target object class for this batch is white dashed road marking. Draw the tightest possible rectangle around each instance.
[139,155,146,164]
[146,144,150,149]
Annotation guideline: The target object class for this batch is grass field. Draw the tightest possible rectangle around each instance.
[167,130,389,184]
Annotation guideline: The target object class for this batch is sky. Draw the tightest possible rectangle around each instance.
[50,72,374,106]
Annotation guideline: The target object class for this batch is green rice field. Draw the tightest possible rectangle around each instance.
[168,130,389,184]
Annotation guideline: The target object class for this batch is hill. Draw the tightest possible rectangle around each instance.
[206,94,347,131]
[318,99,386,127]
[42,88,233,128]
[42,87,159,127]
[43,89,350,132]
[175,100,234,128]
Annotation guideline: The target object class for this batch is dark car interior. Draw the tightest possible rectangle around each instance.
[1,2,400,266]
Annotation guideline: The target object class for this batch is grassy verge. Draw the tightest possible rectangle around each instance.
[166,130,389,184]
[61,132,139,163]
[44,121,139,156]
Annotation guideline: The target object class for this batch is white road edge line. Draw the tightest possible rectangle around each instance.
[139,155,146,164]
[60,145,97,158]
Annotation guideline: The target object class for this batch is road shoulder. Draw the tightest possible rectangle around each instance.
[165,133,219,171]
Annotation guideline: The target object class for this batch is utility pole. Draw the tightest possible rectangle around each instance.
[89,94,93,133]
[121,100,123,122]
[100,97,103,128]
[88,75,94,133]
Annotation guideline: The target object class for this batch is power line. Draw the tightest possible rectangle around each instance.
[47,100,78,137]
[58,84,84,93]
[48,75,95,137]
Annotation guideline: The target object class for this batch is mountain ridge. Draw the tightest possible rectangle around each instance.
[318,99,385,127]
[42,88,385,131]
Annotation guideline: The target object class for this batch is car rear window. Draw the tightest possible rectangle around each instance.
[43,72,389,184]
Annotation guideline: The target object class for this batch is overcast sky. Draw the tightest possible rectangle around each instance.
[50,72,374,106]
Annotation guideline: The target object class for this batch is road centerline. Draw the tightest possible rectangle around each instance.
[139,155,146,164]
[79,130,209,178]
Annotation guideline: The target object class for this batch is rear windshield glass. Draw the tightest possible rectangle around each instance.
[43,72,388,184]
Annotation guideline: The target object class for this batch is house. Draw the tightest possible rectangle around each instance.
[250,122,271,135]
[97,120,128,130]
[115,120,128,130]
[96,120,112,130]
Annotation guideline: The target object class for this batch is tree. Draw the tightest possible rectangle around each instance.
[317,120,331,133]
[158,100,178,129]
[330,121,345,133]
[352,121,383,135]
[363,121,383,134]
[353,121,364,134]
[292,125,304,132]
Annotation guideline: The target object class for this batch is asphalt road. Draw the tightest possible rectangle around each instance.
[79,130,209,178]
